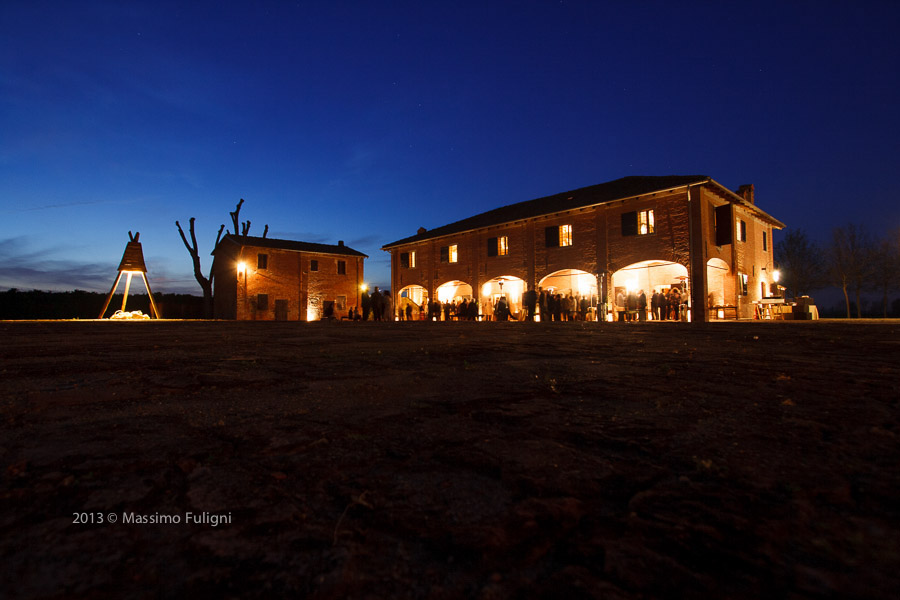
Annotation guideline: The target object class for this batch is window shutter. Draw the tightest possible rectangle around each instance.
[544,226,559,248]
[400,252,409,268]
[715,204,733,246]
[621,211,638,236]
[440,246,449,263]
[487,237,498,257]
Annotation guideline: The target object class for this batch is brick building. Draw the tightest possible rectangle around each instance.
[212,234,366,321]
[382,175,784,322]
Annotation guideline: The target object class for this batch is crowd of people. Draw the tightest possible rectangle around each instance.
[342,286,394,321]
[614,287,685,321]
[341,285,688,322]
[344,286,607,322]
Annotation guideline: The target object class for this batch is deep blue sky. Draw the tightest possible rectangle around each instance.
[2,1,899,294]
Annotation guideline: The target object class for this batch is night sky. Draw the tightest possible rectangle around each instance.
[2,1,899,295]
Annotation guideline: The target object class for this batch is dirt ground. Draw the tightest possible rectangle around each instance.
[1,319,899,599]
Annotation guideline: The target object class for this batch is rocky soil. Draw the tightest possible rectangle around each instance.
[1,319,899,599]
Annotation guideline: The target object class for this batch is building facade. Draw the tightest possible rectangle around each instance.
[382,176,784,322]
[212,234,366,321]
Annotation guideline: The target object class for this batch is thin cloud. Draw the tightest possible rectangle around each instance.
[348,234,383,248]
[0,236,111,292]
[0,263,111,292]
[16,199,115,212]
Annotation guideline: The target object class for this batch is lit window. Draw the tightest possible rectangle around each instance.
[739,273,749,296]
[498,236,509,256]
[449,244,458,263]
[409,250,416,268]
[559,225,573,247]
[638,209,655,235]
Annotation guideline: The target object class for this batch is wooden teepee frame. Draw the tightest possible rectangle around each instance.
[98,231,161,319]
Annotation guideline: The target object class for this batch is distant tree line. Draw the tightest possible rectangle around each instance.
[0,289,205,320]
[776,224,900,318]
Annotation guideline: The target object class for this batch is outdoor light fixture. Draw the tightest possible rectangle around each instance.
[98,232,160,319]
[360,284,368,292]
[237,261,247,275]
[773,269,781,283]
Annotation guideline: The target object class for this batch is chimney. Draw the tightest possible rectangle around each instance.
[417,227,427,235]
[338,240,344,247]
[736,184,755,205]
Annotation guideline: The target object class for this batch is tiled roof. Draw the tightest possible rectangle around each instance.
[214,234,368,257]
[382,175,713,248]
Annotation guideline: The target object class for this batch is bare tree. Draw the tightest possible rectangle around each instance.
[176,198,267,317]
[175,218,224,318]
[774,228,826,300]
[829,224,874,318]
[870,228,900,317]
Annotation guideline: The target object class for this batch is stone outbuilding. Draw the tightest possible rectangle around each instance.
[212,234,366,321]
[382,175,784,322]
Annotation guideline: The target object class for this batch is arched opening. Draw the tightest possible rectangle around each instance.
[481,276,525,320]
[435,280,474,321]
[706,258,732,319]
[611,260,689,321]
[436,280,473,304]
[398,284,428,320]
[538,269,599,321]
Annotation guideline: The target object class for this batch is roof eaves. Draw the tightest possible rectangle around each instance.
[381,176,713,249]
[214,234,368,258]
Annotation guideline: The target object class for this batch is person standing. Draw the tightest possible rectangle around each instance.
[496,296,509,321]
[669,288,681,321]
[370,287,383,321]
[626,290,638,322]
[382,290,393,322]
[615,289,626,322]
[479,297,490,321]
[361,289,371,321]
[638,290,648,321]
[523,286,537,321]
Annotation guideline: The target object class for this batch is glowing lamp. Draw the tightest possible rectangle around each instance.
[237,261,247,275]
[772,269,781,283]
[360,284,368,292]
